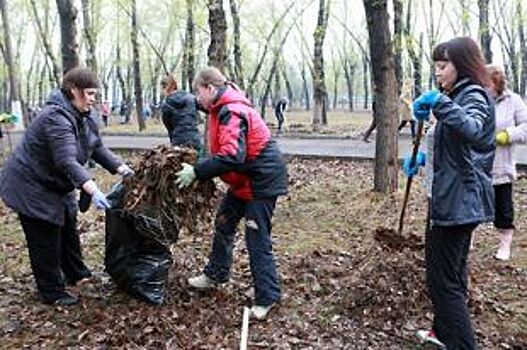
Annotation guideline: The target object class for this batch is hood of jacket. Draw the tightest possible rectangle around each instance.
[210,85,252,113]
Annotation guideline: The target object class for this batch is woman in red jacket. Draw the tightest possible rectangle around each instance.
[176,67,288,319]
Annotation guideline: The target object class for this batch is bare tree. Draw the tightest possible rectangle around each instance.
[29,0,61,86]
[478,0,492,63]
[130,0,145,131]
[517,0,527,96]
[393,0,404,95]
[312,0,330,126]
[81,0,97,72]
[229,0,244,89]
[207,0,227,71]
[0,0,23,127]
[184,0,196,91]
[405,0,423,97]
[56,0,80,73]
[363,0,399,193]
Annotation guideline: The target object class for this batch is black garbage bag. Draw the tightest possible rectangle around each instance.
[104,183,173,305]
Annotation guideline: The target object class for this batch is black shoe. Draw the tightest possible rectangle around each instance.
[42,292,79,306]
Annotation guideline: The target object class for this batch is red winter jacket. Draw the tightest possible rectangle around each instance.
[194,85,288,200]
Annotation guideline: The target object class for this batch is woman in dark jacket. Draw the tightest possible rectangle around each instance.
[0,67,134,306]
[176,67,288,320]
[160,74,202,150]
[404,38,495,349]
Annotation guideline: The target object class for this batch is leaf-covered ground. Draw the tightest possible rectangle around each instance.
[1,158,526,349]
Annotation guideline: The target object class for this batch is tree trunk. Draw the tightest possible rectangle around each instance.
[229,0,244,89]
[56,0,80,74]
[29,0,61,86]
[281,64,294,107]
[301,63,310,110]
[363,0,399,193]
[273,63,282,102]
[260,51,280,120]
[185,0,196,91]
[81,0,97,72]
[362,54,369,109]
[332,64,339,110]
[130,0,145,131]
[405,0,423,98]
[393,0,403,95]
[518,0,527,97]
[343,59,355,111]
[0,0,24,128]
[115,43,128,115]
[207,0,227,71]
[312,0,330,127]
[478,0,492,63]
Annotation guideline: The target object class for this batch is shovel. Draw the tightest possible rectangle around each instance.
[397,120,425,236]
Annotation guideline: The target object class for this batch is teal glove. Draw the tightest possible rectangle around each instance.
[175,163,196,188]
[413,90,441,121]
[402,151,426,177]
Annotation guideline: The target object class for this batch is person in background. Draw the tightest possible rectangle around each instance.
[402,38,495,349]
[176,66,288,320]
[397,81,416,140]
[274,96,288,134]
[487,65,527,261]
[0,67,134,306]
[101,101,110,127]
[160,74,202,151]
[362,93,377,142]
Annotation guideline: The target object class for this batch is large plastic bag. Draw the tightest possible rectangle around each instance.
[104,182,173,305]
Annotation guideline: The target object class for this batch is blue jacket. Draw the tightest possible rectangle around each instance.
[0,89,122,225]
[430,79,496,226]
[161,91,202,149]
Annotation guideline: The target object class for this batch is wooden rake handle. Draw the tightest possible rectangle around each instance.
[397,120,425,236]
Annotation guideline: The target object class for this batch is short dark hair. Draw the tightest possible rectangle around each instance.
[444,37,489,88]
[61,67,99,100]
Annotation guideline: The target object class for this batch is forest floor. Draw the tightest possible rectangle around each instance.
[1,158,526,349]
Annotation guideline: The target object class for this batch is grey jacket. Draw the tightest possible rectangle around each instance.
[430,79,496,226]
[0,89,122,225]
[161,91,202,149]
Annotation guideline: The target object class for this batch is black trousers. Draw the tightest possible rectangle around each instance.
[494,183,514,229]
[426,223,478,350]
[19,208,91,302]
[275,110,285,132]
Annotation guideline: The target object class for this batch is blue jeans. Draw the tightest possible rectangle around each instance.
[204,192,281,306]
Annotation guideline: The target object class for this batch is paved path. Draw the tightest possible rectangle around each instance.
[4,132,527,166]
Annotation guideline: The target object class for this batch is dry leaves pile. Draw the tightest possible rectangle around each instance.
[121,145,219,243]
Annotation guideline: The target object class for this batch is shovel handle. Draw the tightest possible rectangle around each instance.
[397,120,425,235]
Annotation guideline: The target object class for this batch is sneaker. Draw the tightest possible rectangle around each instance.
[416,330,446,349]
[250,304,274,320]
[188,274,216,289]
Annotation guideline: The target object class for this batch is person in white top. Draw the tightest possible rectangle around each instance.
[487,65,527,260]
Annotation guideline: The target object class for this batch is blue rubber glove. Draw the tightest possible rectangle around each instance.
[413,90,441,121]
[175,163,196,189]
[402,151,426,177]
[117,163,135,178]
[92,189,111,210]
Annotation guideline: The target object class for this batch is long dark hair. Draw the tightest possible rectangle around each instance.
[444,37,489,88]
